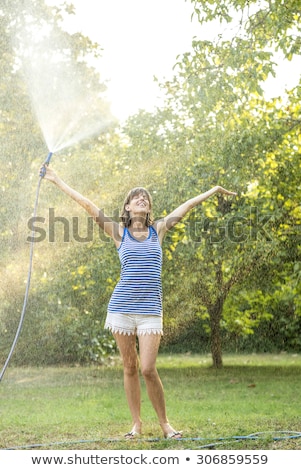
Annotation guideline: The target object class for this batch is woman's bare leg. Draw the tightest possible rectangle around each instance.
[113,332,142,434]
[138,333,181,437]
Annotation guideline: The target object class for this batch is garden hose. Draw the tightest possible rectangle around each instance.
[3,430,301,450]
[0,152,53,382]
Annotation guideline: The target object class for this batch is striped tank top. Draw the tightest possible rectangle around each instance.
[108,226,163,316]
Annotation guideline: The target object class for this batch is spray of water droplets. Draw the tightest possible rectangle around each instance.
[15,6,115,153]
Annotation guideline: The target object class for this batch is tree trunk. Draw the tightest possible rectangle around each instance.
[209,297,224,368]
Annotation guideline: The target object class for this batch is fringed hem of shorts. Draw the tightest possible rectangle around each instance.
[105,325,163,336]
[137,329,163,336]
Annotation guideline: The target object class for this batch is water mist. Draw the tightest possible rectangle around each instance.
[16,5,114,153]
[0,2,115,381]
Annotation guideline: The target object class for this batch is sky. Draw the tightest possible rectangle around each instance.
[52,0,301,123]
[60,0,202,121]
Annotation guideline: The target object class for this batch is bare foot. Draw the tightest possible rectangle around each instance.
[160,422,183,439]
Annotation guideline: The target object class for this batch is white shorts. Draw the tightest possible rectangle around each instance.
[105,313,163,336]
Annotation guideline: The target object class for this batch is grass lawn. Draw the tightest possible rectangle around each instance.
[0,353,301,450]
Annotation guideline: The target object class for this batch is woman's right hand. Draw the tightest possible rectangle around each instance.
[39,165,58,182]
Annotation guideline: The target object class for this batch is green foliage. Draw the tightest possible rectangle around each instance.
[0,0,301,368]
[0,0,115,365]
[155,0,301,365]
[190,0,301,58]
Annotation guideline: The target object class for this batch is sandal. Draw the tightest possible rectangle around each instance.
[124,429,140,439]
[164,430,183,439]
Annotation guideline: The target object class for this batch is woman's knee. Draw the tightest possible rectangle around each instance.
[140,364,157,381]
[123,359,139,377]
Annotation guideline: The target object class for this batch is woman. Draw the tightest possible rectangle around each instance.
[40,165,236,439]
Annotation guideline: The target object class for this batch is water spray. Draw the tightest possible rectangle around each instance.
[0,151,53,382]
[0,3,113,381]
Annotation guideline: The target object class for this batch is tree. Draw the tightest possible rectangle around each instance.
[1,0,300,367]
[0,0,114,365]
[0,0,112,250]
[153,0,301,367]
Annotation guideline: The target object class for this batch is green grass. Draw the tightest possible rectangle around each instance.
[0,353,301,450]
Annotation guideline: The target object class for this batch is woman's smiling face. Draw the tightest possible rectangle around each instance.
[126,191,150,214]
[121,187,153,227]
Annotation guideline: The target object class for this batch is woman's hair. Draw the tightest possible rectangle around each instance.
[120,187,154,227]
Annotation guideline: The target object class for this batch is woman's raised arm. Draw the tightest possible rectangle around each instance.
[40,165,122,244]
[155,186,237,243]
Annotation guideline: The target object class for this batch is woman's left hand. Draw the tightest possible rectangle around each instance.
[214,186,237,196]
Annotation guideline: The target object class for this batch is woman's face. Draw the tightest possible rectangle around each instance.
[125,191,151,215]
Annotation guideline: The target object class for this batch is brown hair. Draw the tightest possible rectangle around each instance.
[120,187,154,227]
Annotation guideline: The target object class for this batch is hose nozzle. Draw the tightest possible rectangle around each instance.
[45,151,53,165]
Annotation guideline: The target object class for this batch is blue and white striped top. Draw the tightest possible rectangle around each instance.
[108,226,163,316]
